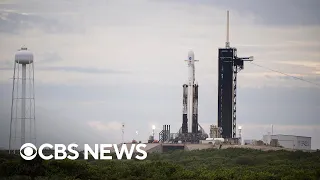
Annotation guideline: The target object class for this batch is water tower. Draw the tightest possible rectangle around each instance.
[9,46,36,153]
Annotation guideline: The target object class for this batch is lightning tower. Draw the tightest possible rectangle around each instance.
[122,123,125,144]
[217,11,253,139]
[9,47,36,153]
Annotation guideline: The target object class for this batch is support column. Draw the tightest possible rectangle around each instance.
[21,64,26,145]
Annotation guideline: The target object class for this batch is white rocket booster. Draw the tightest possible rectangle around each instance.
[186,50,198,133]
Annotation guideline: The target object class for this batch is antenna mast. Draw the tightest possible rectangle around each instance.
[226,10,230,48]
[122,123,124,144]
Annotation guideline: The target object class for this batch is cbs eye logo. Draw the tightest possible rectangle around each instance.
[20,143,37,160]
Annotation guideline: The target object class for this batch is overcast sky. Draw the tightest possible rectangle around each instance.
[0,0,319,150]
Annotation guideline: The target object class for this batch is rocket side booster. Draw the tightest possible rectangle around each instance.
[182,84,188,133]
[192,84,199,133]
[181,50,199,133]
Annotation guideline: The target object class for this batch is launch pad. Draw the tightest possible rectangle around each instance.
[177,51,208,143]
[159,51,208,144]
[159,11,252,144]
[159,124,208,144]
[173,125,208,143]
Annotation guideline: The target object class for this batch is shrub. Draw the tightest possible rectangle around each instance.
[0,148,319,179]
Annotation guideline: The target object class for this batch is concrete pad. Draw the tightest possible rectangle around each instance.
[185,144,214,151]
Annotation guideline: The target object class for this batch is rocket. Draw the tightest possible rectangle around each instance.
[182,50,199,133]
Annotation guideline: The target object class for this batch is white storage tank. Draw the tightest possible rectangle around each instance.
[15,47,34,64]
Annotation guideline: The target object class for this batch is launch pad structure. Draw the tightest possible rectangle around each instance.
[159,11,253,144]
[178,50,208,143]
[159,51,209,144]
[217,11,253,139]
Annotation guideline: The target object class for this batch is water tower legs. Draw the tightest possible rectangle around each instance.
[21,64,26,146]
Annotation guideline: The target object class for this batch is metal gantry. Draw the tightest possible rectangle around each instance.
[218,48,253,138]
[217,11,253,139]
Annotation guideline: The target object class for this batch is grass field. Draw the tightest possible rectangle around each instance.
[1,148,320,179]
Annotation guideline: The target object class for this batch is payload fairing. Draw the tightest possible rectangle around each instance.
[182,50,199,133]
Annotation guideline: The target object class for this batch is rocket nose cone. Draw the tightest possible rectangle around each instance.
[188,50,194,60]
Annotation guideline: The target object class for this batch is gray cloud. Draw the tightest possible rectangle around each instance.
[37,66,130,74]
[37,52,63,64]
[0,60,13,68]
[0,0,84,14]
[0,66,129,74]
[2,0,319,35]
[0,11,79,34]
[237,87,320,126]
[277,75,320,85]
[0,50,128,74]
[259,72,320,85]
[162,0,320,26]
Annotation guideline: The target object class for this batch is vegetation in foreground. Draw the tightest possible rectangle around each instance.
[0,148,320,179]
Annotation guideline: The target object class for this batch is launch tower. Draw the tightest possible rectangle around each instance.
[217,11,253,139]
